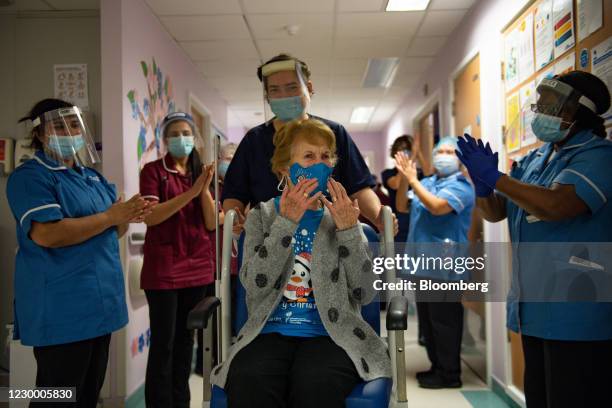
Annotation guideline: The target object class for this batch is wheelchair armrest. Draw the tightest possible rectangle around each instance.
[386,295,408,331]
[187,296,221,330]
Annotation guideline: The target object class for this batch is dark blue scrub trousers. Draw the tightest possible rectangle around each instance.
[522,335,612,408]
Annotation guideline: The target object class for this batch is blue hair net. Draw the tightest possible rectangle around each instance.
[433,136,458,154]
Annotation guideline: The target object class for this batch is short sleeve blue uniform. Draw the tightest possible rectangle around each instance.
[407,172,475,244]
[506,130,612,341]
[6,151,128,347]
[406,172,475,280]
[221,116,375,207]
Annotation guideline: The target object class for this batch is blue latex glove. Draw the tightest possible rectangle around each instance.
[456,134,504,192]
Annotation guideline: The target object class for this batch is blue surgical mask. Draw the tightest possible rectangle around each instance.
[269,96,305,122]
[433,154,459,177]
[531,112,571,143]
[218,160,230,178]
[289,162,333,196]
[48,135,85,159]
[167,135,194,158]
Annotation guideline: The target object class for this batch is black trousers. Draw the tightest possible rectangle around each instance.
[416,285,464,380]
[522,335,612,408]
[145,286,206,408]
[226,333,360,408]
[31,334,111,408]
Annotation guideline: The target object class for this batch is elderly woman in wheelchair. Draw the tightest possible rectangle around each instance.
[209,119,391,407]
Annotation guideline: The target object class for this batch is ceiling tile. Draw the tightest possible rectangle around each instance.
[404,36,447,57]
[181,40,259,61]
[243,0,334,14]
[248,13,333,40]
[145,0,241,15]
[160,15,250,41]
[204,76,263,92]
[397,57,434,75]
[392,72,420,88]
[331,75,365,88]
[337,0,386,12]
[331,58,370,75]
[336,12,424,38]
[45,0,98,9]
[197,60,261,77]
[429,0,476,10]
[334,37,407,58]
[417,10,467,37]
[258,38,333,61]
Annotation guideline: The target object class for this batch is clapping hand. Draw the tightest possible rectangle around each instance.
[394,151,418,185]
[456,134,503,195]
[321,179,359,230]
[279,179,323,223]
[106,194,153,225]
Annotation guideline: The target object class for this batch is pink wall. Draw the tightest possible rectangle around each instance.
[349,131,388,178]
[101,0,231,397]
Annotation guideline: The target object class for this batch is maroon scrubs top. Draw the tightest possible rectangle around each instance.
[139,155,215,289]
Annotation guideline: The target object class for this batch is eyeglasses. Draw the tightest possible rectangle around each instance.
[530,103,562,116]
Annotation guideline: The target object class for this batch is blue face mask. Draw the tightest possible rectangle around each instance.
[289,162,333,196]
[269,96,305,122]
[530,112,571,143]
[218,160,230,178]
[167,136,194,158]
[433,154,460,177]
[48,135,85,159]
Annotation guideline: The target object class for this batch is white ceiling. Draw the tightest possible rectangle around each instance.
[10,0,477,132]
[147,0,478,132]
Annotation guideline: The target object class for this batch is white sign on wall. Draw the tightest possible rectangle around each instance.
[54,64,89,111]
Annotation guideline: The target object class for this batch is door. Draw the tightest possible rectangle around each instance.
[452,54,487,381]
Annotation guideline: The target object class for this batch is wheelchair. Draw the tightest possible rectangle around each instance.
[188,206,409,407]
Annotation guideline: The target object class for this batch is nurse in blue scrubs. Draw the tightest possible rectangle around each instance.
[6,99,150,407]
[457,71,612,408]
[395,137,475,389]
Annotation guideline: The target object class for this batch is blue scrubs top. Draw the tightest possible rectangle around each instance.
[506,130,612,341]
[221,116,375,207]
[406,172,475,280]
[6,151,128,347]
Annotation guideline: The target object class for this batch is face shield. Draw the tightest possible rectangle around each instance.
[261,60,311,123]
[34,106,99,167]
[531,78,597,119]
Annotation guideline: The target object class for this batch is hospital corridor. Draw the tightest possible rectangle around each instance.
[1,0,611,407]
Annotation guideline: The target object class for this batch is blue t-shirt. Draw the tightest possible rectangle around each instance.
[221,116,375,207]
[261,198,327,337]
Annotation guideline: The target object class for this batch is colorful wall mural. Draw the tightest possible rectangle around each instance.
[127,58,175,169]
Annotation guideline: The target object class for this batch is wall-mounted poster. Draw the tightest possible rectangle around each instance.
[505,28,520,90]
[506,92,521,153]
[553,0,575,59]
[554,51,576,75]
[591,37,612,127]
[520,82,538,147]
[54,64,89,111]
[518,13,535,83]
[536,66,556,86]
[535,0,554,70]
[577,0,603,42]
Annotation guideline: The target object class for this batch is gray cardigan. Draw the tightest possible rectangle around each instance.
[210,198,392,388]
